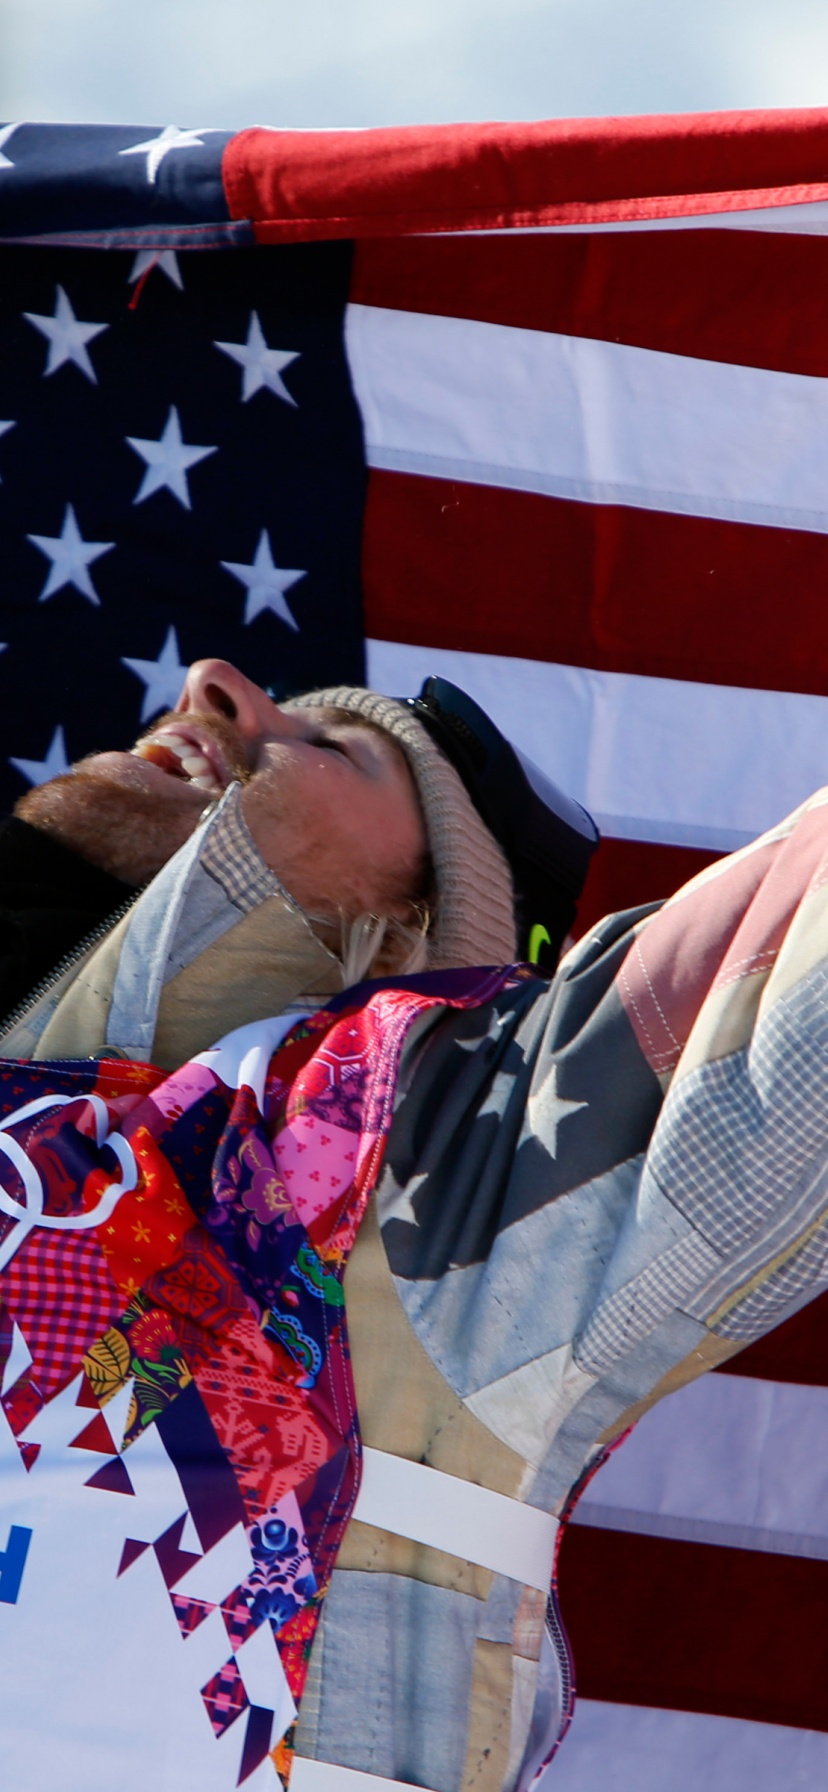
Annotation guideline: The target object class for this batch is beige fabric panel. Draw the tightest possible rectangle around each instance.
[30,909,134,1060]
[460,1639,515,1792]
[759,874,828,1017]
[337,1517,494,1600]
[151,896,341,1068]
[671,966,771,1086]
[338,1197,531,1595]
[18,894,340,1069]
[0,927,117,1059]
[596,1330,745,1445]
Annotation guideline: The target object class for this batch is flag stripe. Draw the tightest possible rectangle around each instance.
[557,1525,828,1730]
[352,228,828,377]
[722,1285,828,1387]
[367,639,828,851]
[223,112,828,242]
[362,469,828,698]
[574,838,724,937]
[454,198,828,235]
[548,1701,828,1792]
[346,303,828,536]
[572,1373,828,1557]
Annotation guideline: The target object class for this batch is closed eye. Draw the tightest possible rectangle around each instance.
[313,732,349,756]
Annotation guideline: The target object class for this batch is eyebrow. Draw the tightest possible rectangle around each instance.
[316,708,411,774]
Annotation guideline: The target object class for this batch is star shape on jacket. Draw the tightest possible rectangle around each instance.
[10,725,70,789]
[119,126,213,185]
[221,530,306,629]
[128,250,184,291]
[27,503,115,605]
[126,406,217,510]
[526,1062,587,1159]
[0,123,19,171]
[214,313,299,405]
[24,286,109,383]
[122,625,187,723]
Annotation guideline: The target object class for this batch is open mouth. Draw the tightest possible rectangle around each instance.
[131,726,230,799]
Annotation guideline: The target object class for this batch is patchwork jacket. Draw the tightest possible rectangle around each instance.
[4,784,828,1791]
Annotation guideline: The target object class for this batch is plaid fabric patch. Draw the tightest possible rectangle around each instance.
[652,974,828,1257]
[198,788,280,912]
[2,1229,119,1402]
[576,1229,718,1378]
[716,1222,828,1340]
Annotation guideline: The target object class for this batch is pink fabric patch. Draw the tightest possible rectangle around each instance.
[617,802,828,1077]
[146,1063,219,1122]
[274,1110,355,1226]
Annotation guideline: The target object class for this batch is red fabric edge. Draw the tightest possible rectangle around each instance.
[222,109,828,242]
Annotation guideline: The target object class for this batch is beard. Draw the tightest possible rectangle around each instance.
[14,711,252,887]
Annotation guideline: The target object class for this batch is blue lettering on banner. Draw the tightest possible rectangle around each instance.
[0,1524,32,1603]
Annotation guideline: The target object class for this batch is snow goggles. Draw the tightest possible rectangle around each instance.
[405,676,599,970]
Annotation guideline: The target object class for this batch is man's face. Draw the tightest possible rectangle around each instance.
[16,660,428,923]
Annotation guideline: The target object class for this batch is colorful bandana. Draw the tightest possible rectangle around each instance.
[0,966,526,1791]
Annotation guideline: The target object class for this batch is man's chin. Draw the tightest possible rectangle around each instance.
[15,765,208,886]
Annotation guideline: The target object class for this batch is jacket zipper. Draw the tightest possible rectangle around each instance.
[0,888,141,1050]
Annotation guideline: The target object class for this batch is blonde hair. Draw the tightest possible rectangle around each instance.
[340,907,431,986]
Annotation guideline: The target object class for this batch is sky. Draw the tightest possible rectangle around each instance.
[3,0,828,131]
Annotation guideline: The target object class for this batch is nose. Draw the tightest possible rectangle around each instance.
[175,659,300,742]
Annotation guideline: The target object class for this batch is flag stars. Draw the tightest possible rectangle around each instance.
[27,504,115,605]
[119,125,213,185]
[122,625,188,723]
[10,725,71,789]
[126,405,217,509]
[215,312,300,406]
[221,530,306,629]
[24,285,109,383]
[128,250,184,292]
[0,123,19,171]
[526,1063,587,1159]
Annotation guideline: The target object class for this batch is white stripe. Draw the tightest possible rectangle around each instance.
[292,1764,434,1792]
[347,303,828,535]
[443,198,828,237]
[547,1700,828,1791]
[572,1373,828,1558]
[351,1446,557,1591]
[368,638,828,852]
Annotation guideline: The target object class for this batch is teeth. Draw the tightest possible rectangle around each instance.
[133,731,225,792]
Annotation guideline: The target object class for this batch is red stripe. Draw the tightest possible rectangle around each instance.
[363,470,828,696]
[558,1525,828,1730]
[223,112,828,242]
[353,227,828,377]
[717,1288,828,1387]
[572,838,723,937]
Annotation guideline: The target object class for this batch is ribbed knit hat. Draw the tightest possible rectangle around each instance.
[284,687,518,969]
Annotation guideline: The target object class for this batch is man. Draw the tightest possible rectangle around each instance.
[0,658,600,1791]
[4,660,828,1792]
[0,657,591,1066]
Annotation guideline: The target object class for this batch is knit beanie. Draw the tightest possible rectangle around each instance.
[283,687,518,970]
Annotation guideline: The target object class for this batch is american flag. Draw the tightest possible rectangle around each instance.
[3,109,828,1787]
